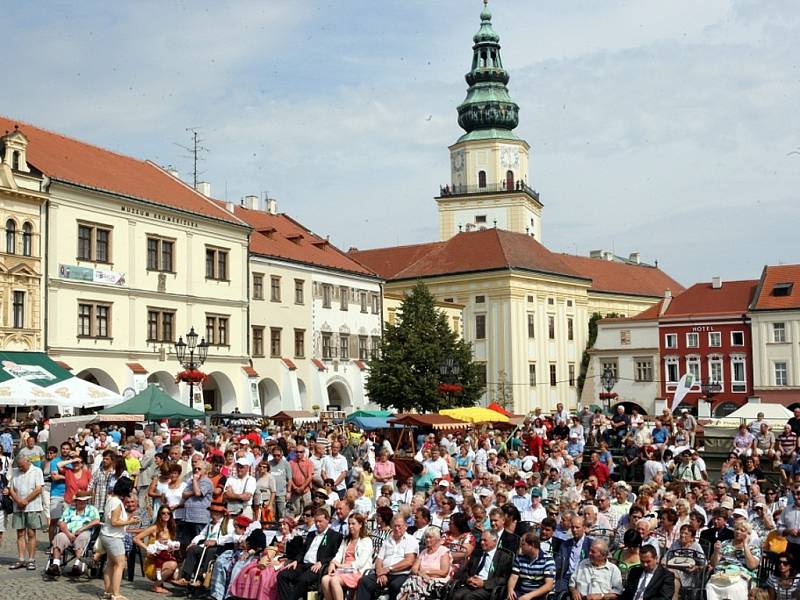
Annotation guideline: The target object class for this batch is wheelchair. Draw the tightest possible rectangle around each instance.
[43,524,102,581]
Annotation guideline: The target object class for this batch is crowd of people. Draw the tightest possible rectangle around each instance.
[1,401,800,600]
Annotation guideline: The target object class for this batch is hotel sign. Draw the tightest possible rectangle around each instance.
[120,204,199,228]
[59,264,126,286]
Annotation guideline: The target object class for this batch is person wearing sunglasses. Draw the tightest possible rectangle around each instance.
[766,554,800,600]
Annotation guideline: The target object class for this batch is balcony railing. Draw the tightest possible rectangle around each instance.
[438,181,540,202]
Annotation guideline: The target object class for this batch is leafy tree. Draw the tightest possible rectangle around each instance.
[576,311,621,397]
[367,282,482,412]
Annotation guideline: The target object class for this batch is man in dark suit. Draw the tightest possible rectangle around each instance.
[277,508,342,599]
[699,508,733,558]
[451,529,514,600]
[623,545,676,600]
[555,515,593,593]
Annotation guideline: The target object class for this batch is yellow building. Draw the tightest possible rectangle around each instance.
[0,127,46,350]
[383,292,464,338]
[0,116,254,411]
[349,4,682,413]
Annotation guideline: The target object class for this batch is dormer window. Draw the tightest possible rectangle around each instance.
[773,283,793,297]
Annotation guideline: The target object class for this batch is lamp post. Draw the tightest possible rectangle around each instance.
[174,327,209,410]
[438,355,462,406]
[700,378,722,408]
[601,367,617,414]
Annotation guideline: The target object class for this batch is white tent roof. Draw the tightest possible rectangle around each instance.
[725,402,792,421]
[0,377,62,406]
[47,377,124,409]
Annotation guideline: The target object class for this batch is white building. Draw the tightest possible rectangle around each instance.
[232,200,383,415]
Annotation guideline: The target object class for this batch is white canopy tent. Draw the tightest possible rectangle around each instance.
[724,402,792,421]
[46,376,124,410]
[0,377,62,406]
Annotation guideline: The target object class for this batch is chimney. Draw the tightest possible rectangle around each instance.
[603,251,614,261]
[196,181,211,197]
[225,202,235,213]
[660,289,672,315]
[589,249,603,259]
[712,276,722,289]
[267,198,278,215]
[242,195,260,210]
[629,252,640,264]
[166,167,179,178]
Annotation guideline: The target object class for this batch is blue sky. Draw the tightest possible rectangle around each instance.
[7,0,800,285]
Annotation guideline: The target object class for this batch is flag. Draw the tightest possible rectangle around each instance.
[670,372,695,413]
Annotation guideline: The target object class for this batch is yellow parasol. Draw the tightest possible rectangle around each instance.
[440,407,510,424]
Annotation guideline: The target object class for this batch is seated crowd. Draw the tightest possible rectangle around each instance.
[1,402,800,600]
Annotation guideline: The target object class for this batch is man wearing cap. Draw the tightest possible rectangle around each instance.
[528,487,547,525]
[46,489,100,576]
[511,480,532,514]
[174,501,232,587]
[223,458,256,516]
[680,409,697,449]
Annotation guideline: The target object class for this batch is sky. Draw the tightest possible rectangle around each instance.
[6,0,800,285]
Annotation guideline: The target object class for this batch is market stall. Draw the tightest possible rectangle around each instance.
[269,410,319,427]
[99,384,206,421]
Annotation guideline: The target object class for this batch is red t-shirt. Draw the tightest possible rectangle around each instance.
[588,461,610,486]
[64,468,92,504]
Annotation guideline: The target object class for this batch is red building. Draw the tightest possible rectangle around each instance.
[658,278,758,417]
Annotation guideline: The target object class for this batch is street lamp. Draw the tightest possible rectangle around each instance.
[600,367,617,413]
[438,355,462,406]
[700,378,722,406]
[174,326,209,409]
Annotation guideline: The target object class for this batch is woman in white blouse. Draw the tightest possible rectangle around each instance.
[321,513,373,600]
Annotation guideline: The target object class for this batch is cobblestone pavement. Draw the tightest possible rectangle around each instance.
[0,529,177,600]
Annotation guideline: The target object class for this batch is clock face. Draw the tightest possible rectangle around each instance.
[451,150,465,173]
[500,145,520,168]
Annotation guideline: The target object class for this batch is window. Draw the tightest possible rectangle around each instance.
[549,364,557,386]
[452,316,460,334]
[252,274,264,300]
[205,247,229,280]
[370,336,381,360]
[567,317,574,341]
[478,170,486,188]
[528,363,536,386]
[270,328,281,358]
[731,356,746,393]
[322,332,334,359]
[360,292,368,313]
[78,302,111,338]
[709,357,723,386]
[205,314,229,345]
[773,323,787,343]
[475,295,485,304]
[22,223,32,256]
[340,334,350,360]
[547,298,554,305]
[548,315,555,339]
[775,362,788,386]
[686,332,699,348]
[270,276,281,302]
[527,313,535,338]
[322,284,332,308]
[477,363,487,387]
[5,220,15,254]
[665,333,678,349]
[567,299,573,307]
[527,295,534,303]
[709,332,722,347]
[620,330,631,345]
[294,329,305,358]
[12,291,24,328]
[731,331,744,346]
[568,363,576,386]
[252,326,265,357]
[371,294,380,314]
[601,360,618,380]
[146,236,174,272]
[146,309,175,343]
[665,357,679,384]
[506,170,514,190]
[295,279,304,304]
[635,358,653,382]
[687,356,701,382]
[340,286,349,311]
[475,215,487,224]
[358,336,368,360]
[77,223,111,263]
[444,297,454,303]
[475,314,486,339]
[773,283,793,297]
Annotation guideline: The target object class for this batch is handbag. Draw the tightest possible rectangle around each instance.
[767,530,789,554]
[0,474,13,514]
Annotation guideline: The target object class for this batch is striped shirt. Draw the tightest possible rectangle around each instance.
[512,551,556,594]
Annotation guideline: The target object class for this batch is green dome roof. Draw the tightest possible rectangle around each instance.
[457,0,519,140]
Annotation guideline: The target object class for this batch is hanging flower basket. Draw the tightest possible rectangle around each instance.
[438,383,464,394]
[598,392,618,400]
[176,369,209,384]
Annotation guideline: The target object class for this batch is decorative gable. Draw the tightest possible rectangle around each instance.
[1,126,30,173]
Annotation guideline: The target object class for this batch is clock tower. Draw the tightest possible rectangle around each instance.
[436,0,543,241]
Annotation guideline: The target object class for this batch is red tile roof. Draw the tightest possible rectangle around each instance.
[311,359,327,372]
[126,362,148,374]
[55,360,73,371]
[661,280,758,318]
[281,358,297,371]
[0,116,245,225]
[351,229,587,282]
[558,254,684,298]
[242,366,259,378]
[600,301,663,323]
[232,206,377,277]
[751,264,800,310]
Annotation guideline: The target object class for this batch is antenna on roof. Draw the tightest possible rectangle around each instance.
[175,127,209,188]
